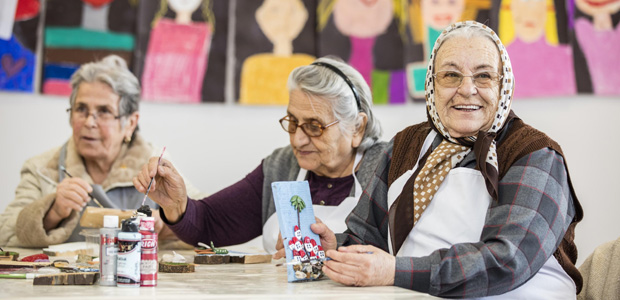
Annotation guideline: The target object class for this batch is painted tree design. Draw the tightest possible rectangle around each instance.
[290,195,306,230]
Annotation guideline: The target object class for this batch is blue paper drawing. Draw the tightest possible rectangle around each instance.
[272,181,325,282]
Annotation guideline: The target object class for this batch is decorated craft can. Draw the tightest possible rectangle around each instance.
[117,218,141,287]
[140,217,158,287]
[99,215,120,286]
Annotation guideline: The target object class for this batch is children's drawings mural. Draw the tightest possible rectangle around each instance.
[140,0,213,103]
[572,0,620,95]
[42,0,137,96]
[318,0,409,104]
[498,0,576,98]
[238,0,315,105]
[2,0,618,102]
[272,181,325,282]
[1,0,39,93]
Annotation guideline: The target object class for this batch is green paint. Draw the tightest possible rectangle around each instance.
[413,67,427,93]
[0,274,27,279]
[372,70,389,105]
[45,27,134,50]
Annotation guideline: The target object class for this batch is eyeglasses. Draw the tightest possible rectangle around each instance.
[279,116,339,137]
[67,105,122,125]
[433,71,503,89]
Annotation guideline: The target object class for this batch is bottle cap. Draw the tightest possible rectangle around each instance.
[121,218,139,232]
[103,215,119,228]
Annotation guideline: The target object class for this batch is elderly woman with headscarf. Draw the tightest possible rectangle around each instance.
[133,57,386,253]
[310,22,583,298]
[0,55,201,247]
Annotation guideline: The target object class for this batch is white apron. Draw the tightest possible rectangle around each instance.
[387,131,576,299]
[262,152,364,253]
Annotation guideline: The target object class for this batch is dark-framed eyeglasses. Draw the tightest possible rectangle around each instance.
[433,70,503,89]
[279,116,339,137]
[67,105,122,125]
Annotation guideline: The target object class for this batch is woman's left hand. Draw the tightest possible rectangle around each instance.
[323,245,395,287]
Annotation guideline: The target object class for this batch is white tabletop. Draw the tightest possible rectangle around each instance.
[0,247,439,300]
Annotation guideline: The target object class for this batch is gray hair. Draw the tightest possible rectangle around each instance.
[69,55,141,134]
[287,57,382,152]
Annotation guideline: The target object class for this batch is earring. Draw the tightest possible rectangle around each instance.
[124,136,131,143]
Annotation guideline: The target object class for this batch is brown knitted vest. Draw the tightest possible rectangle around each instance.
[387,118,584,294]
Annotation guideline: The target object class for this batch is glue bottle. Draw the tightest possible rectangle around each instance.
[99,215,120,286]
[117,218,141,287]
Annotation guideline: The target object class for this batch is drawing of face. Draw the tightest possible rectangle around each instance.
[333,0,394,38]
[256,0,308,44]
[169,0,202,13]
[511,0,547,42]
[575,0,620,16]
[421,0,465,30]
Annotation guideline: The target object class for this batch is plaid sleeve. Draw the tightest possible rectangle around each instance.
[340,141,393,251]
[394,148,576,298]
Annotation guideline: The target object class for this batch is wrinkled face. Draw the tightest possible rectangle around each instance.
[422,0,466,30]
[575,0,620,16]
[286,89,356,177]
[71,81,135,164]
[256,0,308,43]
[433,36,501,138]
[333,0,394,38]
[169,0,201,13]
[511,0,547,42]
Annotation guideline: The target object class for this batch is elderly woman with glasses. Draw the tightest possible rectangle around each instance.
[0,55,201,247]
[133,57,386,253]
[307,22,584,298]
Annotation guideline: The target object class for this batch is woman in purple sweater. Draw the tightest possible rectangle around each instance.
[134,57,387,253]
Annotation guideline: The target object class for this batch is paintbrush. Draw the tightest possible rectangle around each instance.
[59,166,104,208]
[141,147,166,206]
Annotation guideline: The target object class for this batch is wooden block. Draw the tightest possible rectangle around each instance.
[0,261,52,269]
[228,254,272,264]
[0,251,19,261]
[159,262,195,273]
[193,254,230,265]
[33,272,99,285]
[79,207,134,228]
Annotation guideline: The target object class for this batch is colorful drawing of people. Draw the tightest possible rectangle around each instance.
[498,0,576,98]
[573,0,620,95]
[239,0,315,105]
[141,0,213,103]
[0,0,39,92]
[318,0,408,104]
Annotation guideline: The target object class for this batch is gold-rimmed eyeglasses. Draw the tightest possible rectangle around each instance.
[279,116,339,137]
[433,70,503,89]
[67,105,122,125]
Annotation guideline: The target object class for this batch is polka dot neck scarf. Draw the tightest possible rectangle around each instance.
[412,21,515,225]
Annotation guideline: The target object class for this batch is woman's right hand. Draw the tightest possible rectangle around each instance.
[44,177,92,230]
[133,157,188,223]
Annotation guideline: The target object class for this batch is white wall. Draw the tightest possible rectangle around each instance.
[1,91,619,266]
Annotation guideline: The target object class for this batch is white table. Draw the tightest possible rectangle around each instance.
[0,247,439,300]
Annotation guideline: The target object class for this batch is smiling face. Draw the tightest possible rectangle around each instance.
[422,0,466,30]
[511,0,547,42]
[286,89,358,178]
[433,35,501,138]
[168,0,202,13]
[71,81,138,165]
[575,0,620,16]
[333,0,394,38]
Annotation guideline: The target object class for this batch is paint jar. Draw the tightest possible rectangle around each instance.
[99,215,120,286]
[117,218,141,287]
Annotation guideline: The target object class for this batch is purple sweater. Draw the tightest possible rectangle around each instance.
[161,161,354,246]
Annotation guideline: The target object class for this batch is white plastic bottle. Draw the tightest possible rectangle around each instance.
[99,215,120,286]
[116,218,141,287]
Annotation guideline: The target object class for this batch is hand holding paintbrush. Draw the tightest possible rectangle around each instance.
[133,147,188,223]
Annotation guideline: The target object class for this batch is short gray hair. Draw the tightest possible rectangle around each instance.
[69,55,141,133]
[287,57,382,152]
